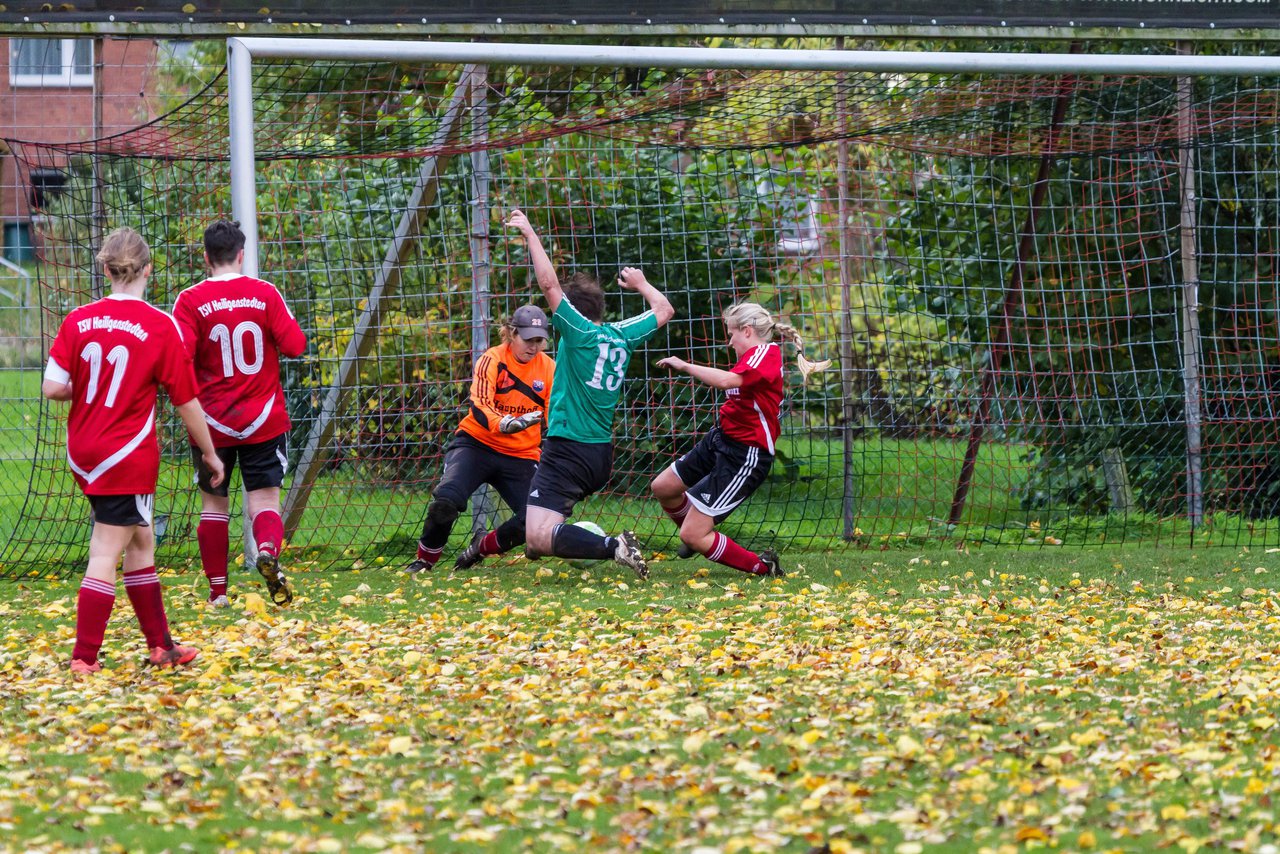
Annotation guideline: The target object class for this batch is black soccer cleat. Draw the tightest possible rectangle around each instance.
[613,530,649,580]
[256,552,294,605]
[405,558,431,574]
[454,532,487,570]
[677,542,696,560]
[759,548,784,578]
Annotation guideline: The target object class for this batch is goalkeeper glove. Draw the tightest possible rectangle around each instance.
[499,410,543,434]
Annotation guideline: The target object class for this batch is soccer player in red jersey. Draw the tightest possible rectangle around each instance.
[172,221,307,606]
[651,303,829,577]
[43,227,226,673]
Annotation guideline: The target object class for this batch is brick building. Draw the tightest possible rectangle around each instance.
[1,36,160,262]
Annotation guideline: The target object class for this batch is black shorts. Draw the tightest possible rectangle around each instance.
[526,437,613,517]
[88,493,154,527]
[434,432,539,516]
[673,427,774,523]
[191,433,289,497]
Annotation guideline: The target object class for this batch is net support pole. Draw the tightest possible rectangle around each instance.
[90,35,105,300]
[834,43,857,541]
[227,39,260,277]
[1177,42,1205,529]
[281,68,476,539]
[227,39,265,564]
[948,59,1079,528]
[468,65,498,538]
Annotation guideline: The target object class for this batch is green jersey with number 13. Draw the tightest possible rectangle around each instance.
[546,297,660,443]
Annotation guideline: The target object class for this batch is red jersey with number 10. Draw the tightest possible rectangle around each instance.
[45,293,199,495]
[720,342,784,455]
[172,273,306,448]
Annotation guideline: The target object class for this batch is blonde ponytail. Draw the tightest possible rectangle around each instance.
[723,302,832,383]
[773,322,832,382]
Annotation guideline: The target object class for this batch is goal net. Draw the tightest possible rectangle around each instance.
[5,42,1280,577]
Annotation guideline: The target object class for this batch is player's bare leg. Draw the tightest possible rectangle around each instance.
[524,505,565,559]
[651,465,693,557]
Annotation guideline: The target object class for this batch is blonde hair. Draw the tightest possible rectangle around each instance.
[723,302,832,382]
[96,227,151,285]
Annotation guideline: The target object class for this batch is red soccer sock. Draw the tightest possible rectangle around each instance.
[198,512,230,599]
[252,510,284,558]
[123,567,174,650]
[478,530,502,557]
[703,532,767,575]
[72,577,116,664]
[416,541,444,568]
[664,495,691,530]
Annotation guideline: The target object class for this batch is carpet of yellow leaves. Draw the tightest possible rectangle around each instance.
[2,558,1280,852]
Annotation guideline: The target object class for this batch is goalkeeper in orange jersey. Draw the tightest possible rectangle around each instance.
[406,305,555,572]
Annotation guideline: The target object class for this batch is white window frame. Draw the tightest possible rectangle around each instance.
[8,38,93,88]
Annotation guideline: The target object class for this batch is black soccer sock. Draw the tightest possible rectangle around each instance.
[551,523,616,560]
[495,516,526,553]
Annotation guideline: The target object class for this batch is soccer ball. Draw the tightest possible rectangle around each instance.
[567,520,607,570]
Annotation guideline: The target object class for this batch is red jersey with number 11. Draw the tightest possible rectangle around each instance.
[172,273,306,448]
[45,293,199,495]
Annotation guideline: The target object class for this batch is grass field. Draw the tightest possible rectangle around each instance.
[3,546,1280,851]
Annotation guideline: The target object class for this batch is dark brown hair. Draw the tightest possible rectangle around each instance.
[204,219,246,267]
[563,272,604,322]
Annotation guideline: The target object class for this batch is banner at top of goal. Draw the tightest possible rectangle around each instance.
[2,0,1278,30]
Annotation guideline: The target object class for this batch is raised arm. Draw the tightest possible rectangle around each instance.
[507,209,563,314]
[657,356,743,390]
[617,267,675,328]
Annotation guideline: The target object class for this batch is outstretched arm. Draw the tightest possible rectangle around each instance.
[617,267,674,328]
[657,356,743,390]
[507,209,563,314]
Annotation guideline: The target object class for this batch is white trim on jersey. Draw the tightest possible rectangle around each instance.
[68,408,155,485]
[104,293,143,301]
[44,358,70,385]
[745,342,772,369]
[753,403,776,455]
[204,396,275,441]
[615,309,655,330]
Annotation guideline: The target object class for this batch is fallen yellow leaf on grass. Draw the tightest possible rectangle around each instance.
[386,736,414,756]
[896,734,923,758]
[242,592,267,617]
